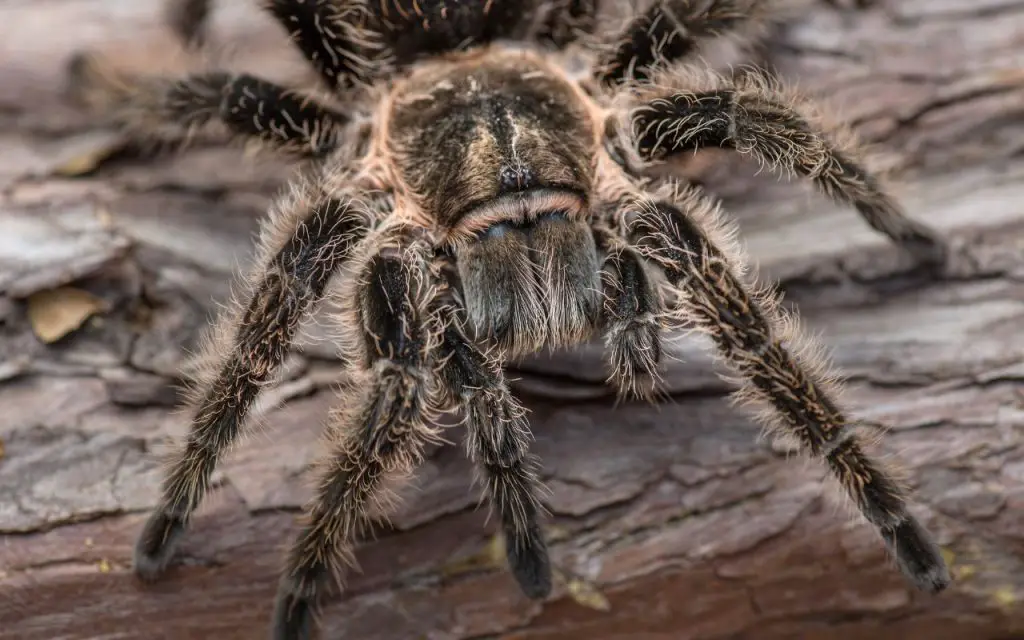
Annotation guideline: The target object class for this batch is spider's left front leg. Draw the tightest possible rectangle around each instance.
[612,182,950,594]
[273,224,444,639]
[625,68,949,270]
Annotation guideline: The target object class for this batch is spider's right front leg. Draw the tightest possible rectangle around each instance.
[134,179,373,580]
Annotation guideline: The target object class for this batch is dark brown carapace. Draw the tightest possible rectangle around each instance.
[69,1,951,638]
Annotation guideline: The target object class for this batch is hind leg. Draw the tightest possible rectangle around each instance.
[594,0,766,84]
[165,0,211,47]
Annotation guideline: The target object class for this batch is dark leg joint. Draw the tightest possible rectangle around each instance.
[503,521,552,600]
[273,578,318,640]
[133,508,188,581]
[826,437,906,529]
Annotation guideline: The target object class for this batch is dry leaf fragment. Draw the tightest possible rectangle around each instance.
[27,287,105,343]
[439,533,508,578]
[97,558,112,573]
[564,573,611,612]
[0,437,5,460]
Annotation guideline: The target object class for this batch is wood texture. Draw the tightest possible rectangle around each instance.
[2,1,1024,638]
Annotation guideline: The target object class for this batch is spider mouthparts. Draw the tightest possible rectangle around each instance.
[449,187,588,244]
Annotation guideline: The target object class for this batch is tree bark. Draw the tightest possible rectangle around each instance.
[2,1,1024,639]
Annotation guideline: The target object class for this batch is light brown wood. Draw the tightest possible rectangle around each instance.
[2,1,1023,639]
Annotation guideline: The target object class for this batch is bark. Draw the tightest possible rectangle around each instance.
[2,1,1024,639]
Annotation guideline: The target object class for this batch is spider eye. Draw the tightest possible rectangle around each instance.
[498,164,538,193]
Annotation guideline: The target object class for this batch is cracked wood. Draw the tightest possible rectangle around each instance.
[2,1,1024,639]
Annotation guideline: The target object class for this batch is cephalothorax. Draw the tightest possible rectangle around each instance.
[72,1,951,637]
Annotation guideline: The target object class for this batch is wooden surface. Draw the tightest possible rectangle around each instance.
[2,1,1024,639]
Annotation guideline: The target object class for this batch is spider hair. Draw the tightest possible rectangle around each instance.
[70,1,952,638]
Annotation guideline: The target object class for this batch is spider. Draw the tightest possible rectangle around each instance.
[69,1,952,637]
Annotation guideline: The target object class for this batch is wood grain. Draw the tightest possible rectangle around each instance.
[1,1,1023,638]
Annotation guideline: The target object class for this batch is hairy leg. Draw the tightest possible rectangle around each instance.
[165,0,211,47]
[596,0,763,84]
[618,182,950,593]
[263,0,380,88]
[594,223,664,400]
[272,227,444,639]
[68,55,345,157]
[626,68,948,268]
[436,307,552,598]
[134,175,375,580]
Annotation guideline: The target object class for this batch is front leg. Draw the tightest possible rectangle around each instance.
[133,176,374,581]
[594,223,664,400]
[273,226,444,639]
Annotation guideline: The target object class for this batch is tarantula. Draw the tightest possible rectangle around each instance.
[70,0,952,637]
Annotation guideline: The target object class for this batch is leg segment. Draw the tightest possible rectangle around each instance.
[264,0,380,88]
[134,182,373,580]
[594,224,664,400]
[69,56,345,157]
[437,313,552,598]
[165,0,211,47]
[597,0,761,84]
[273,229,444,638]
[619,184,950,593]
[627,70,948,267]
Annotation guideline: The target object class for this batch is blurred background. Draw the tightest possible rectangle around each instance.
[1,1,1023,638]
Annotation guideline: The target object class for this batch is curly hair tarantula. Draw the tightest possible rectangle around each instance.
[71,0,952,637]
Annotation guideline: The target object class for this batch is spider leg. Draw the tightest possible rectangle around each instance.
[165,0,211,47]
[436,308,552,598]
[264,0,380,88]
[273,227,446,638]
[594,223,664,400]
[68,55,345,157]
[134,177,374,581]
[597,0,762,84]
[627,68,948,268]
[617,182,950,594]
